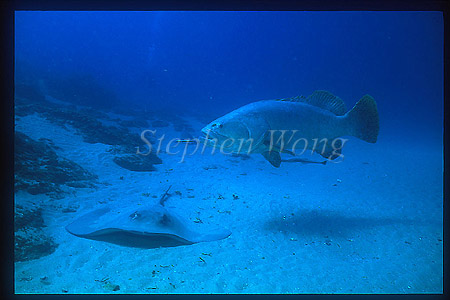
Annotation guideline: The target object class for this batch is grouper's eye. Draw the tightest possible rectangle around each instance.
[211,123,223,129]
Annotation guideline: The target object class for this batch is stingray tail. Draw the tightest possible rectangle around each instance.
[193,230,232,243]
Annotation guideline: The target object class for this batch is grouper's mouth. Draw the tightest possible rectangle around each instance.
[200,128,229,147]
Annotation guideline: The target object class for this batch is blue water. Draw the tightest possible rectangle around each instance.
[14,11,443,294]
[15,11,443,131]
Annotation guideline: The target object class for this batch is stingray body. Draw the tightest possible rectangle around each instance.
[66,204,231,249]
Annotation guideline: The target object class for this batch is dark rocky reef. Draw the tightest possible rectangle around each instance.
[15,96,62,117]
[14,74,179,173]
[15,83,46,104]
[172,117,195,133]
[14,131,98,198]
[151,119,170,128]
[15,99,164,172]
[45,73,120,110]
[113,154,162,172]
[118,117,149,128]
[14,205,58,262]
[43,108,137,147]
[15,99,145,152]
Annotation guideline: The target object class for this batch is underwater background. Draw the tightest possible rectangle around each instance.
[14,11,443,294]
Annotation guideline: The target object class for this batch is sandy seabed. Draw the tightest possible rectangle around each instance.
[14,112,443,294]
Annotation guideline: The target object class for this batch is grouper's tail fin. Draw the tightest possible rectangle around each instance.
[345,95,379,143]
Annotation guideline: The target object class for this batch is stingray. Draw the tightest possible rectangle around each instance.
[66,188,231,248]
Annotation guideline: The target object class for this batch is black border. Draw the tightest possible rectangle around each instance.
[8,0,450,12]
[2,0,449,299]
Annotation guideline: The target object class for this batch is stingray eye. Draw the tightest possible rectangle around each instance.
[129,211,141,220]
[160,214,171,225]
[211,123,223,129]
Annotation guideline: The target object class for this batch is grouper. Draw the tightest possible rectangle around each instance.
[200,90,379,167]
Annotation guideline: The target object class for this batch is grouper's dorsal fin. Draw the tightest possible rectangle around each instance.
[277,95,306,102]
[304,90,347,116]
[277,90,347,116]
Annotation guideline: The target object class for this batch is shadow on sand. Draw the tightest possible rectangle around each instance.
[263,209,432,238]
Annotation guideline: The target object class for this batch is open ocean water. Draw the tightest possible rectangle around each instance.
[13,11,443,294]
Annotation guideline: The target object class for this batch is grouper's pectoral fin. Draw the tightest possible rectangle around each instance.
[262,151,281,168]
